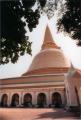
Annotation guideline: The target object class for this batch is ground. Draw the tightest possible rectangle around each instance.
[0,108,80,120]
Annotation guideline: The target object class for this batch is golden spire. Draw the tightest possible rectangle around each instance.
[41,25,59,50]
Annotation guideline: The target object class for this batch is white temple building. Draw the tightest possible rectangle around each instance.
[0,26,81,111]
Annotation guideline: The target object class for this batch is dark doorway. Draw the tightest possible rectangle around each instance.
[1,94,8,107]
[11,94,19,107]
[52,92,62,108]
[37,93,46,108]
[23,93,32,107]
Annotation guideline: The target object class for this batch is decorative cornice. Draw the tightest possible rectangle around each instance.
[1,81,64,89]
[0,71,65,81]
[23,67,69,76]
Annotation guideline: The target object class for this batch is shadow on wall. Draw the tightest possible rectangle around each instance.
[0,116,8,120]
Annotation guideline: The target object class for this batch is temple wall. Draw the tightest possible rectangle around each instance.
[65,75,81,108]
[80,88,81,104]
[0,86,65,107]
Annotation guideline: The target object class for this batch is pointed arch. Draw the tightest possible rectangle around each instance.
[1,94,8,107]
[52,92,62,108]
[23,93,32,107]
[11,93,19,107]
[37,93,47,108]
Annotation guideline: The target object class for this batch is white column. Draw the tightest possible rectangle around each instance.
[79,88,81,105]
[7,93,11,107]
[19,92,22,106]
[60,92,65,105]
[32,92,36,105]
[21,92,23,105]
[65,78,78,107]
[46,92,50,106]
[34,92,38,107]
[21,92,24,104]
[0,93,2,104]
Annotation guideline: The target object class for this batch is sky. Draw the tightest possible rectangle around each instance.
[0,15,81,79]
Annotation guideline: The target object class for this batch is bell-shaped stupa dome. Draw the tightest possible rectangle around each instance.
[23,25,70,76]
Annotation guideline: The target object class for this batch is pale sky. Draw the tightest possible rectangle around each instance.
[0,15,81,79]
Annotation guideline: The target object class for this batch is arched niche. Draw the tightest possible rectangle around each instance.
[37,93,47,108]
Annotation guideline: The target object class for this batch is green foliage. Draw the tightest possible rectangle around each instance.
[0,0,45,64]
[57,0,81,45]
[0,0,80,65]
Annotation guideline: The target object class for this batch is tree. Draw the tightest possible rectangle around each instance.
[0,0,80,65]
[41,0,81,45]
[57,0,81,45]
[0,0,46,64]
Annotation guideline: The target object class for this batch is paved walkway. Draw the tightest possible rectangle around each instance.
[0,108,80,120]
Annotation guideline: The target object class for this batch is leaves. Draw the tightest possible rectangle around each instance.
[1,0,80,65]
[57,0,81,45]
[0,0,42,64]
